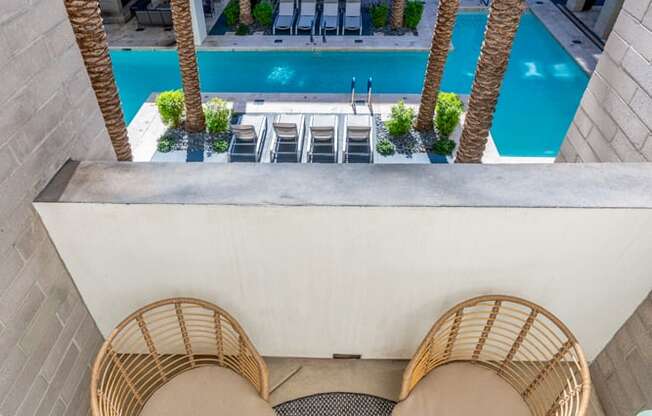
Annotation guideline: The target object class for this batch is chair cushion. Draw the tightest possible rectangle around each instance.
[140,366,276,416]
[392,363,531,416]
[297,15,314,28]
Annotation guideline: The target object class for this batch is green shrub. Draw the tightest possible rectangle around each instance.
[434,92,464,138]
[157,134,177,153]
[236,23,249,35]
[376,138,396,156]
[253,0,274,27]
[370,3,389,28]
[211,139,229,153]
[204,98,231,135]
[385,100,415,137]
[433,138,456,155]
[224,0,240,27]
[404,0,424,29]
[156,90,185,128]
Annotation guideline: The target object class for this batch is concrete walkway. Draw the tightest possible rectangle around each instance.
[527,0,601,74]
[106,0,600,74]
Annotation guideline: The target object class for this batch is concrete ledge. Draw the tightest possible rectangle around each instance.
[37,161,652,208]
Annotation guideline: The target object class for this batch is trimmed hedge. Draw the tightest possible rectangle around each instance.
[204,98,231,135]
[404,0,424,29]
[253,0,274,27]
[224,0,240,27]
[385,100,415,137]
[156,90,185,128]
[370,3,389,28]
[434,92,464,138]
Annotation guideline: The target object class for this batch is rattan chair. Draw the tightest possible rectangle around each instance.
[394,295,591,416]
[91,298,273,416]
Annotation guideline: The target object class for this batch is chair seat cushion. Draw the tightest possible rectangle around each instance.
[140,366,276,416]
[392,363,531,416]
[275,15,293,28]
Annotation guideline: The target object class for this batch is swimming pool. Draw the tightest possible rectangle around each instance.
[110,12,588,157]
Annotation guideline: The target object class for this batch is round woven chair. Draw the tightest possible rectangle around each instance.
[91,298,274,416]
[394,295,591,416]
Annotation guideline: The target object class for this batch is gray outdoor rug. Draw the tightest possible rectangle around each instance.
[274,392,396,416]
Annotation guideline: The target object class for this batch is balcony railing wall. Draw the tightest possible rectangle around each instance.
[35,162,652,360]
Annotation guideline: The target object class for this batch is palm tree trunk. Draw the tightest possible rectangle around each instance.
[240,0,254,25]
[391,0,405,29]
[170,0,206,133]
[415,0,460,131]
[64,0,132,161]
[455,0,525,163]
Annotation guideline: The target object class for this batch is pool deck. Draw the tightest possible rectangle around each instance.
[128,92,554,164]
[528,0,601,73]
[106,0,600,74]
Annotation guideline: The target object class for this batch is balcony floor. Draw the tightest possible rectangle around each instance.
[267,357,407,406]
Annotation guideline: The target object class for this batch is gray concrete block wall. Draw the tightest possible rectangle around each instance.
[0,0,116,415]
[556,0,652,162]
[590,292,652,416]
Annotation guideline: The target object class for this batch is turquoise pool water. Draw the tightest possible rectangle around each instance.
[110,12,588,157]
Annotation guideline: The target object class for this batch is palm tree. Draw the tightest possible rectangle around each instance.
[240,0,254,25]
[456,0,525,163]
[391,0,405,30]
[170,0,206,133]
[63,0,132,161]
[415,0,460,131]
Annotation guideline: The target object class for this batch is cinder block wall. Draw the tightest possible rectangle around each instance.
[556,0,652,162]
[0,1,116,416]
[591,292,652,416]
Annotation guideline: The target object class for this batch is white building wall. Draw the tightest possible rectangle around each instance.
[35,202,652,361]
[190,0,208,45]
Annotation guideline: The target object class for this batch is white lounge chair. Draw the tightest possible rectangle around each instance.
[343,114,373,163]
[343,0,361,35]
[228,114,267,162]
[273,0,297,34]
[270,114,305,162]
[296,0,317,34]
[308,115,338,162]
[320,0,340,35]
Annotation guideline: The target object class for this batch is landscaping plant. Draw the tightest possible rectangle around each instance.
[376,138,396,156]
[433,138,456,155]
[156,90,185,128]
[204,98,231,135]
[385,100,415,137]
[434,92,464,138]
[404,0,424,29]
[157,134,177,153]
[236,23,250,35]
[253,0,274,27]
[212,139,229,153]
[224,0,240,27]
[370,3,389,28]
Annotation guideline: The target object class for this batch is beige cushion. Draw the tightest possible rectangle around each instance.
[140,366,276,416]
[392,363,531,416]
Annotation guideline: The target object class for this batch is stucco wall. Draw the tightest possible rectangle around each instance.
[557,0,652,162]
[0,1,116,415]
[35,202,652,361]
